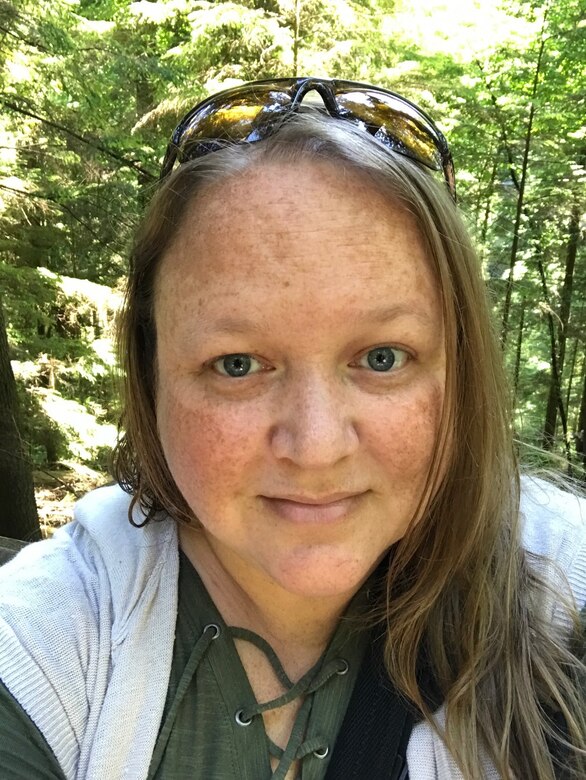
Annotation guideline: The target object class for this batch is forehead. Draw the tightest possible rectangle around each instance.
[155,161,441,333]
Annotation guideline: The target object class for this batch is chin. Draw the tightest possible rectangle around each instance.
[267,547,380,600]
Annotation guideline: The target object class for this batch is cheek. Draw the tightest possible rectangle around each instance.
[157,388,259,502]
[368,381,443,476]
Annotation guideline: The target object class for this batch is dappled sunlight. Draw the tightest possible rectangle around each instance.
[36,388,117,463]
[388,0,540,61]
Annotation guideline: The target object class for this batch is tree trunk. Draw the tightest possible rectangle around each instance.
[478,158,498,264]
[499,27,548,347]
[542,205,579,450]
[577,358,586,476]
[0,299,41,540]
[536,252,570,459]
[565,337,579,423]
[512,296,526,408]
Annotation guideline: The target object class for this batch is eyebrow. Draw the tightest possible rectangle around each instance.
[204,304,435,335]
[202,316,269,335]
[356,304,435,326]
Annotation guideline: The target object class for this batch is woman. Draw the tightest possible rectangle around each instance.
[0,78,584,780]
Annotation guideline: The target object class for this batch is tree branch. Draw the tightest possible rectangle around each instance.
[0,23,50,52]
[0,97,157,181]
[0,183,109,244]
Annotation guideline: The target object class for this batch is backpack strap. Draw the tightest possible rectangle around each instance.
[324,630,415,780]
[326,604,585,780]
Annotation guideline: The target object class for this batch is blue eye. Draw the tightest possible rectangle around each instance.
[213,353,261,377]
[360,346,407,372]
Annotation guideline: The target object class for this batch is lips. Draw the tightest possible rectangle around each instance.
[261,492,365,523]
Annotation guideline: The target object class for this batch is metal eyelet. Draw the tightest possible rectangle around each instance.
[203,623,220,639]
[336,659,349,675]
[313,745,329,759]
[234,709,253,727]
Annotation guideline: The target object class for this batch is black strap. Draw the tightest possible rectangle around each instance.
[325,606,585,780]
[324,630,415,780]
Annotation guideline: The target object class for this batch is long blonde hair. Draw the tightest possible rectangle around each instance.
[113,112,586,778]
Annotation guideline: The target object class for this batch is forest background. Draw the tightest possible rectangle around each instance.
[0,0,584,540]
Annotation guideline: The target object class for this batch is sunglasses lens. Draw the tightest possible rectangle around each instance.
[335,90,444,172]
[176,87,292,160]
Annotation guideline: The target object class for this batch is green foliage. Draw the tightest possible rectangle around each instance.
[0,262,120,469]
[0,0,584,480]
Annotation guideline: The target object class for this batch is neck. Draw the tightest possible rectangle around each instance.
[178,525,355,675]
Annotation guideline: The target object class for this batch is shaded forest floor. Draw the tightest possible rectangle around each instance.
[34,466,109,537]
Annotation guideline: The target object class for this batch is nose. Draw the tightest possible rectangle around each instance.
[269,371,359,469]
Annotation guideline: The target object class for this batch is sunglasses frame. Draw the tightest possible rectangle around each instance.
[160,77,456,200]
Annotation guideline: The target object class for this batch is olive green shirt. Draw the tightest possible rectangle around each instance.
[0,552,371,779]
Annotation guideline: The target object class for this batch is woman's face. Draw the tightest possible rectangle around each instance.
[155,161,446,600]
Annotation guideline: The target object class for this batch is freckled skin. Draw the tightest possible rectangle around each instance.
[155,161,446,606]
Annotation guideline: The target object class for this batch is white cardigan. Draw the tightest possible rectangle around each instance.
[0,478,584,780]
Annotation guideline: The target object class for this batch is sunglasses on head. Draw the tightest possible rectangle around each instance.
[160,77,456,201]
